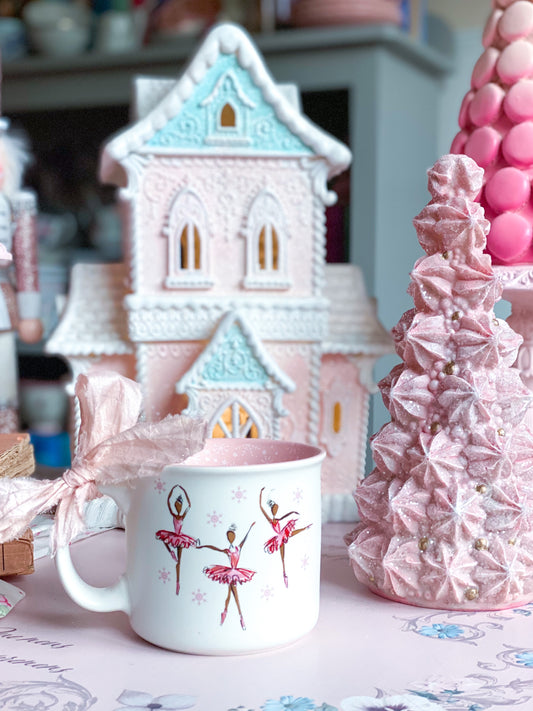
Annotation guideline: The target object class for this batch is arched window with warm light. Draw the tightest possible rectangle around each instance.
[211,399,261,439]
[164,188,213,288]
[244,190,290,289]
[220,102,236,129]
[333,401,342,434]
[179,223,201,271]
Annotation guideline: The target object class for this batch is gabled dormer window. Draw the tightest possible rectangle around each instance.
[164,188,213,289]
[202,70,255,147]
[244,190,291,290]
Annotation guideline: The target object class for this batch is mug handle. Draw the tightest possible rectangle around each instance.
[56,545,130,614]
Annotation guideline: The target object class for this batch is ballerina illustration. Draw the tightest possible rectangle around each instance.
[155,484,197,595]
[260,487,311,588]
[198,522,256,630]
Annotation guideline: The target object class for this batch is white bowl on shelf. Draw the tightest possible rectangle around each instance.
[23,1,91,56]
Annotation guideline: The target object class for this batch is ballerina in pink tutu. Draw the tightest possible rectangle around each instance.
[155,484,197,595]
[198,522,255,630]
[260,487,311,588]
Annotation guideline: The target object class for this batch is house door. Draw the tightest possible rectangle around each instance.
[211,400,260,439]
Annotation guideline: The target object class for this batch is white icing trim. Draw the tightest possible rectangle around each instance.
[136,342,149,419]
[201,69,256,108]
[100,23,351,185]
[124,293,328,312]
[125,296,329,342]
[120,155,147,294]
[307,343,322,445]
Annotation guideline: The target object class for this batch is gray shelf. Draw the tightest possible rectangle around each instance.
[3,25,449,112]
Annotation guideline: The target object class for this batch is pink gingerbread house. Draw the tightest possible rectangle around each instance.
[46,23,392,521]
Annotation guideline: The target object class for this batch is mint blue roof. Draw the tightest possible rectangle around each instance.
[147,55,312,155]
[200,323,269,387]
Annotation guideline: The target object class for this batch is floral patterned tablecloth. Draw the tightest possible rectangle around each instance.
[1,524,533,711]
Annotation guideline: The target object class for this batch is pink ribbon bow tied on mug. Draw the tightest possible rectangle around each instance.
[0,370,209,552]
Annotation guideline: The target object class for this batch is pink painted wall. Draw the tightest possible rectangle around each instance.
[319,355,368,494]
[267,343,315,444]
[142,342,202,420]
[134,157,317,297]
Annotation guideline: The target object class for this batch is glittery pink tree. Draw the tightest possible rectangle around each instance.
[346,153,533,611]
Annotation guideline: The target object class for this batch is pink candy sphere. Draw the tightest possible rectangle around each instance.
[452,1,533,264]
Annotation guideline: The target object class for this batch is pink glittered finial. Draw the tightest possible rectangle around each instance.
[427,153,484,202]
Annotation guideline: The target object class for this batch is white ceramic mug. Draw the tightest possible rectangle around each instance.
[56,438,325,655]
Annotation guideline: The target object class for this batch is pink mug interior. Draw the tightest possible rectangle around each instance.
[179,438,324,469]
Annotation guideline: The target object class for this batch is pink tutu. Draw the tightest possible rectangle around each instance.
[264,519,296,554]
[204,564,255,585]
[156,529,197,549]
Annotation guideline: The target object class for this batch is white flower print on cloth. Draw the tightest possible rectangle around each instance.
[340,694,444,711]
[114,690,196,710]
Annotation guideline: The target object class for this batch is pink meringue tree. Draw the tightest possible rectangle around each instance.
[346,153,533,610]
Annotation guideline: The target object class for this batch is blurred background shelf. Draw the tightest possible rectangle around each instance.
[3,25,448,111]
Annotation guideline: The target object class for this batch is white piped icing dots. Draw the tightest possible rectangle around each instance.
[345,154,533,611]
[452,0,533,264]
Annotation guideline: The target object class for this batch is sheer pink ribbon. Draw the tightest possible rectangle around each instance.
[0,371,208,552]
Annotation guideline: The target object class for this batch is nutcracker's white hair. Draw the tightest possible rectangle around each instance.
[0,120,30,198]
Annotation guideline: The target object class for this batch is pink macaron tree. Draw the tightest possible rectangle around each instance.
[346,153,533,610]
[451,0,533,437]
[452,0,533,265]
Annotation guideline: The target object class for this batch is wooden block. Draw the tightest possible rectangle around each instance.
[0,528,34,576]
[0,433,35,479]
[0,434,36,576]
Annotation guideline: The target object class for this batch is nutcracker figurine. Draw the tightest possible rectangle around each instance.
[0,117,42,432]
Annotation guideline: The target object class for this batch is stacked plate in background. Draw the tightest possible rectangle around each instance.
[291,0,402,28]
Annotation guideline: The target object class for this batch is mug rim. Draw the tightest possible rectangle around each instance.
[165,438,325,474]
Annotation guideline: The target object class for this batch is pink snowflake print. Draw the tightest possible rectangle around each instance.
[153,478,166,494]
[158,568,171,584]
[301,555,310,570]
[261,585,275,601]
[206,510,223,528]
[293,487,304,504]
[191,589,207,606]
[231,486,247,504]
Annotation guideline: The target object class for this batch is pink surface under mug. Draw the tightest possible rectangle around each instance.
[56,438,325,655]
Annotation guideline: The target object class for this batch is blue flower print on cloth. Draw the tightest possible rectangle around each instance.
[418,624,465,640]
[514,651,533,668]
[340,694,445,711]
[261,697,316,711]
[114,690,197,710]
